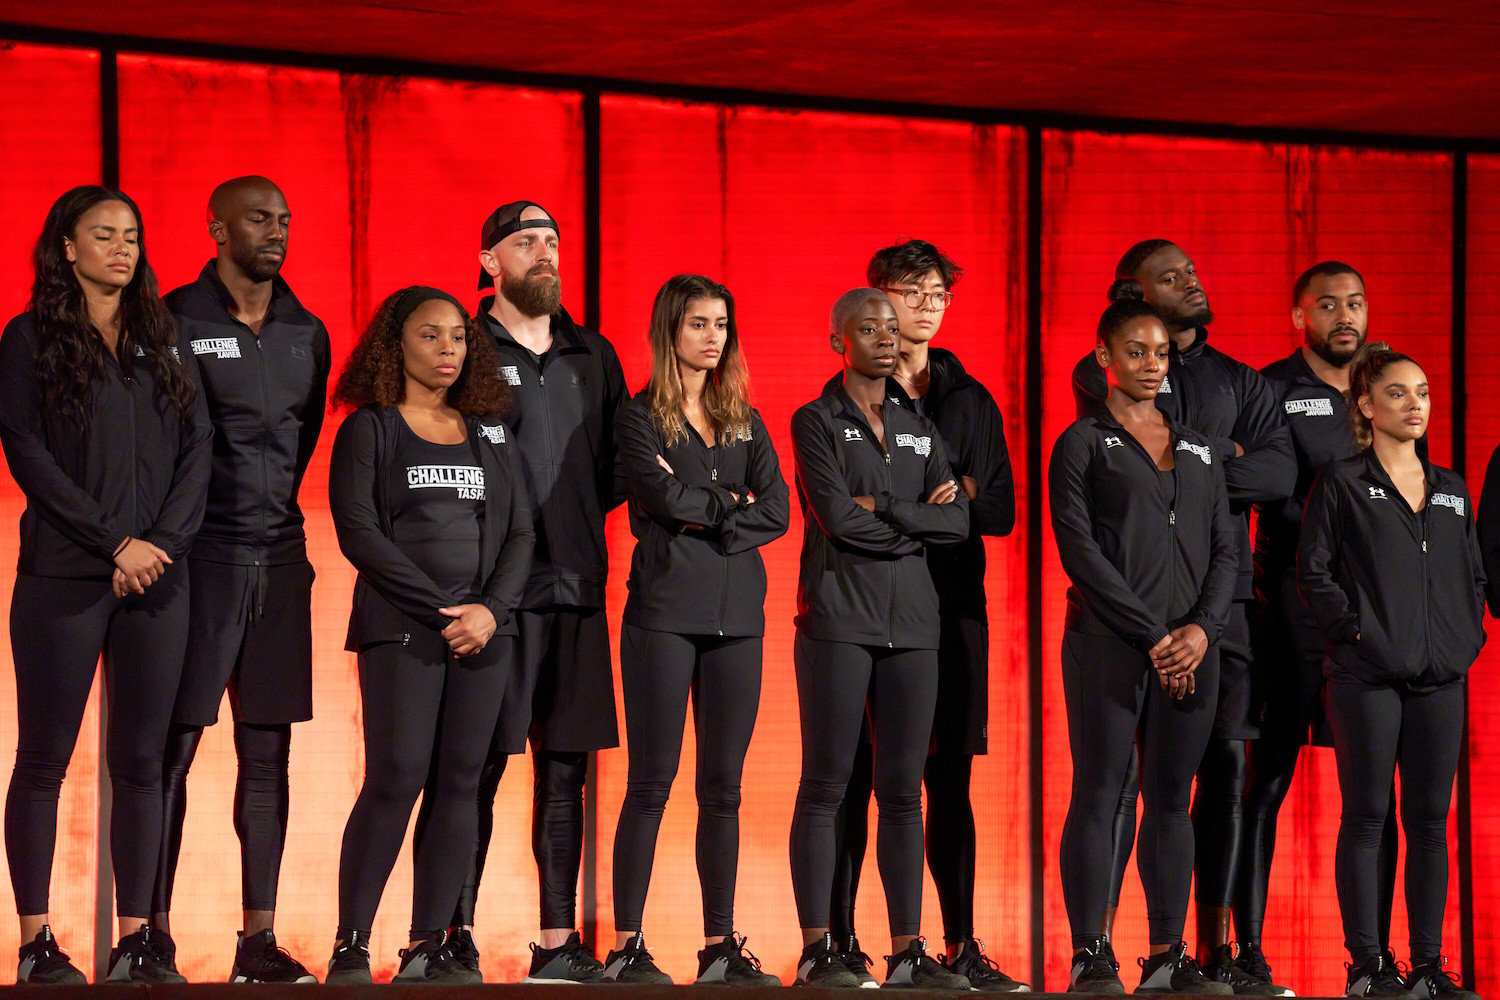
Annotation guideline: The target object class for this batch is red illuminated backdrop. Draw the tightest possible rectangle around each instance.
[0,37,1494,994]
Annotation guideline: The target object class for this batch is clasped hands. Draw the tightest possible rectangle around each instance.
[1148,624,1208,700]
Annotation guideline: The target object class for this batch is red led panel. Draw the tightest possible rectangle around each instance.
[116,52,585,982]
[598,95,1029,983]
[1040,130,1454,994]
[0,39,104,973]
[1464,153,1500,1000]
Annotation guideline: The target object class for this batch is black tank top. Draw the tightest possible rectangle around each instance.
[389,421,485,599]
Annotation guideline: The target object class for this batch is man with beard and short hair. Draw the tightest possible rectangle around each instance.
[152,176,330,982]
[413,201,627,982]
[1238,262,1398,994]
[1072,240,1295,994]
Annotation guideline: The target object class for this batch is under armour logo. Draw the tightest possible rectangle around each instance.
[1104,435,1123,449]
[1368,486,1388,500]
[843,427,863,442]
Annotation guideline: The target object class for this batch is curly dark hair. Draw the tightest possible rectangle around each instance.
[332,286,512,417]
[31,185,196,429]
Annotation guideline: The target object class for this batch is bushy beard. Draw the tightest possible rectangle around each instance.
[501,264,562,318]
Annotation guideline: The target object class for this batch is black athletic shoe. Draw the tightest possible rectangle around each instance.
[1233,943,1295,997]
[106,924,187,983]
[695,934,781,986]
[836,935,879,989]
[796,933,861,988]
[883,938,970,990]
[603,931,673,984]
[1406,957,1479,1000]
[16,926,86,985]
[394,930,481,985]
[1345,954,1407,998]
[1071,937,1126,994]
[446,927,482,980]
[326,931,373,986]
[523,930,607,984]
[229,929,318,983]
[1136,942,1233,995]
[944,938,1031,992]
[1200,944,1282,996]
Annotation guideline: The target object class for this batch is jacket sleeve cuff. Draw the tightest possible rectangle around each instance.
[1141,626,1172,654]
[1335,614,1360,643]
[480,595,511,628]
[1212,436,1238,461]
[1192,611,1223,646]
[873,492,894,520]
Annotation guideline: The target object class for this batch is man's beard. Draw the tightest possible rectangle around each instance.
[1309,327,1365,367]
[231,242,283,282]
[502,265,562,318]
[1172,302,1214,332]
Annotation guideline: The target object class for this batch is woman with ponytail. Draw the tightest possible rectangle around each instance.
[1297,343,1483,1000]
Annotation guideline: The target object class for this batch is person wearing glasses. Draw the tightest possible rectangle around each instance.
[827,240,1023,992]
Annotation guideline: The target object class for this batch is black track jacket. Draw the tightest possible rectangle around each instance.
[1073,328,1295,599]
[1478,442,1500,614]
[480,301,627,610]
[792,372,969,649]
[329,405,534,651]
[0,312,211,579]
[1049,411,1238,653]
[885,347,1015,621]
[168,262,330,566]
[1299,451,1485,687]
[618,397,789,637]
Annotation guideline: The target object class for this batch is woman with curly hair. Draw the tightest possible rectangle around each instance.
[324,286,533,985]
[0,186,210,983]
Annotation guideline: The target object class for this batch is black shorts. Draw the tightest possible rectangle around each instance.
[1252,572,1331,747]
[172,558,315,727]
[931,615,988,757]
[1211,600,1260,740]
[491,605,619,754]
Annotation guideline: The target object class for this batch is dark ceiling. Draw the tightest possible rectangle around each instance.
[3,0,1499,144]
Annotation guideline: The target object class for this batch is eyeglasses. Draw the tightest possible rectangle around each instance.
[882,287,954,311]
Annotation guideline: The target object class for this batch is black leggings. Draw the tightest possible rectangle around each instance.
[1326,677,1463,962]
[337,629,507,938]
[790,635,937,938]
[1059,629,1218,948]
[830,733,872,940]
[612,625,762,937]
[451,747,587,928]
[154,721,291,913]
[5,571,188,918]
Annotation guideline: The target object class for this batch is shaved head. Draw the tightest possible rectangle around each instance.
[207,176,290,282]
[830,287,891,337]
[207,175,283,223]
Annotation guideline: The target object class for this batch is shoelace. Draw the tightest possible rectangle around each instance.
[727,936,766,972]
[259,943,306,976]
[562,942,600,971]
[962,939,1005,976]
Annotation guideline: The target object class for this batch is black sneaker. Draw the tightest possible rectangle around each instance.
[230,929,318,983]
[944,938,1031,993]
[603,931,673,985]
[1137,942,1233,995]
[522,930,607,984]
[1233,943,1295,997]
[105,924,187,983]
[446,927,482,980]
[1200,944,1282,996]
[16,926,86,984]
[883,938,970,990]
[1071,937,1125,994]
[837,935,879,989]
[696,934,781,986]
[796,933,861,988]
[326,931,373,986]
[394,930,481,985]
[1345,953,1407,998]
[1406,957,1479,1000]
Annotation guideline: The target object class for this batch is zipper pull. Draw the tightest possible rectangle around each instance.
[1170,509,1176,525]
[538,373,545,385]
[711,468,718,482]
[1423,539,1428,553]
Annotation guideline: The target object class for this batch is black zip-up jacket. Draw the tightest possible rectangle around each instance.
[1073,327,1296,599]
[792,372,969,649]
[480,301,628,609]
[0,311,212,579]
[167,261,330,566]
[618,396,789,637]
[1049,412,1238,653]
[886,347,1015,621]
[1298,451,1486,688]
[1478,442,1500,615]
[329,405,534,652]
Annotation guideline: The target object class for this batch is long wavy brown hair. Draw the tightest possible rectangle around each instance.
[332,287,512,417]
[645,274,752,446]
[30,185,196,429]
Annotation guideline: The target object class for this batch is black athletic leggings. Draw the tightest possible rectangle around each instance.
[790,635,938,938]
[612,625,762,937]
[1326,677,1464,962]
[452,748,587,929]
[154,721,291,914]
[337,629,507,938]
[5,572,188,918]
[1060,629,1218,948]
[830,734,872,940]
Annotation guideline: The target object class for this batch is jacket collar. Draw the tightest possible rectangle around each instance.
[1359,445,1440,492]
[196,259,300,323]
[884,346,971,409]
[478,299,586,352]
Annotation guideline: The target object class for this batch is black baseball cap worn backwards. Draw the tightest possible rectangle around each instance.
[478,200,558,290]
